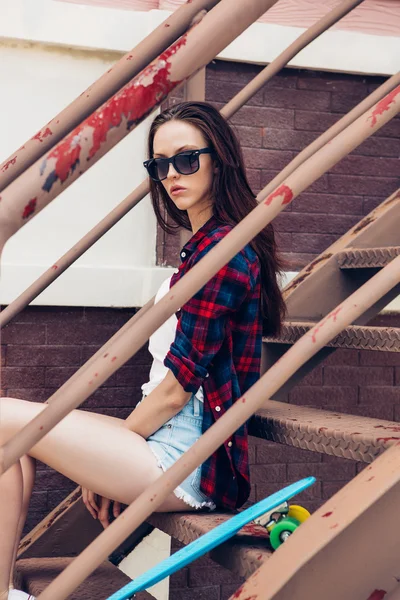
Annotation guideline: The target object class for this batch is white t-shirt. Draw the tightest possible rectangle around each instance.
[141,275,204,402]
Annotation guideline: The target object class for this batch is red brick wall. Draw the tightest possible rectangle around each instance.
[1,309,399,598]
[0,306,151,533]
[1,62,399,599]
[157,61,400,269]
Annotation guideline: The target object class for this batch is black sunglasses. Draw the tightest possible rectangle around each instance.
[143,148,214,182]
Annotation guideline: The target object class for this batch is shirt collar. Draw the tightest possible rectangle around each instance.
[179,214,222,263]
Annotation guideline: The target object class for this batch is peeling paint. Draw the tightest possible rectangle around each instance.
[374,425,400,432]
[368,85,400,127]
[32,127,53,143]
[366,590,386,600]
[22,198,37,219]
[1,156,17,172]
[41,35,187,193]
[312,306,343,343]
[264,184,293,207]
[353,215,375,235]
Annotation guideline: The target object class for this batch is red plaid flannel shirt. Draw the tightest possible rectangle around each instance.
[164,215,262,509]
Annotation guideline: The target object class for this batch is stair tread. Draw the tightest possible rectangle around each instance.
[263,321,400,351]
[249,400,400,462]
[337,246,400,269]
[15,557,155,599]
[148,510,272,580]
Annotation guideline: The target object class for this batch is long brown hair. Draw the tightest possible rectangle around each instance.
[147,101,285,336]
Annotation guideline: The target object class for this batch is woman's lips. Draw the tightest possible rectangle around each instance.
[171,187,186,195]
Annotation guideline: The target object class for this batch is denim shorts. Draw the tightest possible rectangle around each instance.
[143,393,216,510]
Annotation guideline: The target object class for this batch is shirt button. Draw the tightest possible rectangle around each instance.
[215,406,221,412]
[181,251,186,258]
[228,441,232,447]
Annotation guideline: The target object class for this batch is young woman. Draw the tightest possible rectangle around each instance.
[0,101,285,600]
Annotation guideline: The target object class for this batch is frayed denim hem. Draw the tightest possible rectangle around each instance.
[148,444,216,511]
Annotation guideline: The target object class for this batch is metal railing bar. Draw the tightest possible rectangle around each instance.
[0,0,222,193]
[3,1,391,328]
[0,0,279,252]
[37,227,400,599]
[221,0,365,119]
[1,85,398,476]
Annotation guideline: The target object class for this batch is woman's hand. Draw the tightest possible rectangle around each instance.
[81,487,122,528]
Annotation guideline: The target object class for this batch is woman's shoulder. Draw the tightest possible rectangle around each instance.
[195,221,260,276]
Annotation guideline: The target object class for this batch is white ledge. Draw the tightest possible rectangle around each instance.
[0,264,176,308]
[0,0,398,75]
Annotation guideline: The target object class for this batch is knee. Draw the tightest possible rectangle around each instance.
[0,396,30,442]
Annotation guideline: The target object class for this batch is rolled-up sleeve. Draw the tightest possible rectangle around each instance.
[164,245,251,393]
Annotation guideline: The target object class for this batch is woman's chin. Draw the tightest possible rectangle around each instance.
[173,198,194,211]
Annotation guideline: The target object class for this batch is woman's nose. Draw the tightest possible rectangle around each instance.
[167,162,179,178]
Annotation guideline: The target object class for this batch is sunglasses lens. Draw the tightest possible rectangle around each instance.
[146,159,166,181]
[175,152,199,175]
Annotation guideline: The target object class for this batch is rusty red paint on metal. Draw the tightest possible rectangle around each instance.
[264,184,294,207]
[41,35,187,193]
[366,591,387,600]
[322,511,333,518]
[241,523,269,538]
[1,156,17,172]
[22,198,37,219]
[374,425,400,432]
[312,306,343,343]
[32,127,53,143]
[368,86,400,127]
[232,584,245,598]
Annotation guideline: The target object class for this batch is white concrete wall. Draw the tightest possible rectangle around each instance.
[0,39,175,307]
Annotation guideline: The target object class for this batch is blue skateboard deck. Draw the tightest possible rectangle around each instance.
[107,476,315,600]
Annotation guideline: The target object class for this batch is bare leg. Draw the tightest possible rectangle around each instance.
[0,460,23,599]
[9,456,36,590]
[0,397,194,592]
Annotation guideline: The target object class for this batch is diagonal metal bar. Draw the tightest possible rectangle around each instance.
[255,70,400,202]
[0,0,222,192]
[0,0,279,251]
[35,235,400,600]
[2,2,396,328]
[2,82,399,476]
[0,86,393,598]
[231,440,400,600]
[221,0,365,119]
